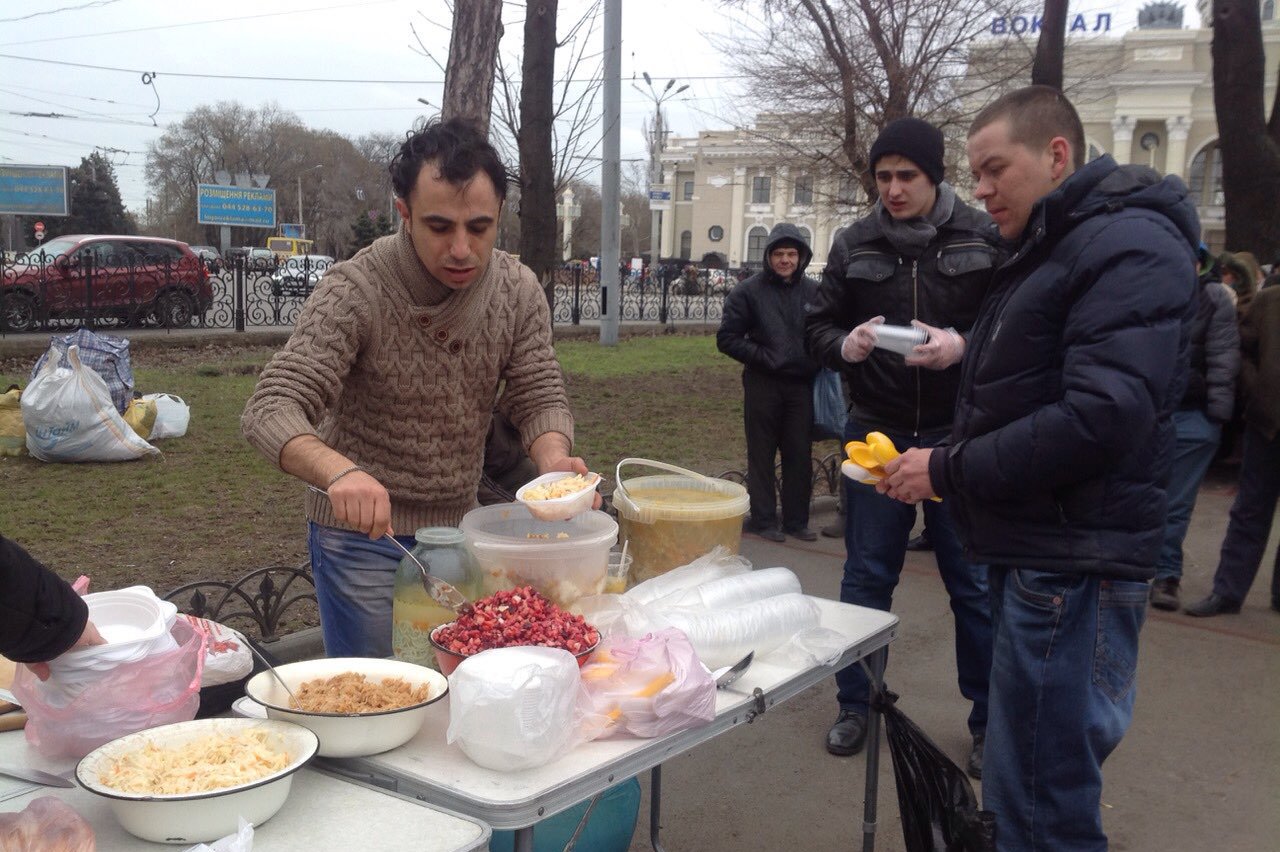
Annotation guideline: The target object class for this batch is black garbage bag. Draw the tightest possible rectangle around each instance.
[870,689,997,852]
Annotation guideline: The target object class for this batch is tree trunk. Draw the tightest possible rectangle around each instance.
[518,0,560,308]
[1031,0,1069,89]
[1213,0,1280,258]
[441,0,504,133]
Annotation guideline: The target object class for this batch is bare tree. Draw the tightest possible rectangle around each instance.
[1212,0,1280,258]
[439,0,504,133]
[1031,0,1069,89]
[517,0,560,300]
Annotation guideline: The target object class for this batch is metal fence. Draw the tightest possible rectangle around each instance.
[1,253,740,335]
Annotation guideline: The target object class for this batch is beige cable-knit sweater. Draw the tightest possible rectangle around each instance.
[241,227,575,533]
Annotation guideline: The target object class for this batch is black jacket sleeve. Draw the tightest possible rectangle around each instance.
[0,535,89,663]
[804,238,857,371]
[716,282,774,371]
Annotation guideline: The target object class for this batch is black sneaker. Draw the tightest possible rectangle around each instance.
[786,527,819,542]
[826,710,868,756]
[905,532,933,552]
[1149,577,1180,611]
[1184,593,1243,617]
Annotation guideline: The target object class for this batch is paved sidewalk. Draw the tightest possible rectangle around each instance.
[628,474,1280,851]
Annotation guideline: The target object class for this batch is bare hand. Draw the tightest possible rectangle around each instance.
[875,448,938,504]
[328,469,393,539]
[903,320,965,370]
[841,316,885,363]
[529,432,602,509]
[25,619,105,682]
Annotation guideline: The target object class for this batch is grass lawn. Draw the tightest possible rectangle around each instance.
[0,333,771,606]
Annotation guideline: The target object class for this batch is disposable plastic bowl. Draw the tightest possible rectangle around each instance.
[429,624,599,677]
[459,503,617,608]
[76,717,318,844]
[515,471,601,521]
[48,587,178,680]
[243,657,448,757]
[612,458,749,584]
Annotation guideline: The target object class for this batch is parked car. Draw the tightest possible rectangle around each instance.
[188,245,224,273]
[270,254,334,298]
[246,248,276,270]
[0,235,212,332]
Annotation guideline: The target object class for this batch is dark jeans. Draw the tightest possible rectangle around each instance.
[1212,423,1280,602]
[984,568,1148,851]
[834,418,992,734]
[743,371,813,532]
[1155,410,1221,581]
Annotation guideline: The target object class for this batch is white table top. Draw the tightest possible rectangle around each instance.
[330,596,898,830]
[0,734,490,851]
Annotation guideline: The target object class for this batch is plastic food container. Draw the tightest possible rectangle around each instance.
[515,471,601,521]
[459,503,618,608]
[47,587,179,688]
[611,458,750,584]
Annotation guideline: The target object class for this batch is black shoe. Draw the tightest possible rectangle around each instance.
[820,521,844,538]
[1149,577,1181,611]
[787,527,818,542]
[1184,593,1243,617]
[967,732,985,780]
[826,710,868,756]
[905,533,933,552]
[746,524,785,542]
[1272,597,1280,614]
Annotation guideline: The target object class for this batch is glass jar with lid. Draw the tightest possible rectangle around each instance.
[391,527,478,671]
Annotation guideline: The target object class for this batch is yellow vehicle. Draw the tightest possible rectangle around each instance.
[266,236,314,259]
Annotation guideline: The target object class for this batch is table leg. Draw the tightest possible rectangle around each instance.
[513,826,535,852]
[649,764,668,852]
[862,645,887,852]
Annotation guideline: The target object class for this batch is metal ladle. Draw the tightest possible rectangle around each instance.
[245,641,302,709]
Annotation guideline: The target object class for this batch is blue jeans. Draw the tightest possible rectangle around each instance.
[834,419,993,734]
[984,568,1148,851]
[1155,410,1221,581]
[308,522,418,658]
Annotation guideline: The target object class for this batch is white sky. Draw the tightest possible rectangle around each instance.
[0,0,1171,214]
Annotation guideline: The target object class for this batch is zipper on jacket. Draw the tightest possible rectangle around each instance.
[912,258,921,437]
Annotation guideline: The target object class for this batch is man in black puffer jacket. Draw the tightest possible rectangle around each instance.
[806,117,1000,775]
[718,223,820,542]
[880,87,1199,852]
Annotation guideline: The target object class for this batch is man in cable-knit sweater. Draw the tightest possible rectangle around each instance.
[242,118,587,657]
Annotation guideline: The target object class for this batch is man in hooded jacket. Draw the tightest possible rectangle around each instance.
[880,86,1199,851]
[718,223,821,542]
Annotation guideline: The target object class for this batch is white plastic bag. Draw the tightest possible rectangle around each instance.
[143,392,191,439]
[663,593,821,668]
[446,647,587,771]
[22,344,159,462]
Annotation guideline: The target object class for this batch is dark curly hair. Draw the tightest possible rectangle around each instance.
[389,117,509,207]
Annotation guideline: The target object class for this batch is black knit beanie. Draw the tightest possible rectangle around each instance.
[868,117,945,186]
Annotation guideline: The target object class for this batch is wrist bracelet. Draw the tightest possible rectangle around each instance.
[326,464,365,488]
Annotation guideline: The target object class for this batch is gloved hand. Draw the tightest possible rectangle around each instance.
[903,320,965,370]
[841,316,885,363]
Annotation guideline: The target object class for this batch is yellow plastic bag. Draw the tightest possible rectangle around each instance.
[122,397,158,440]
[0,385,24,457]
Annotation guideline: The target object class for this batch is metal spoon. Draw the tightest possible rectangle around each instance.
[712,651,754,689]
[245,641,302,709]
[307,485,471,613]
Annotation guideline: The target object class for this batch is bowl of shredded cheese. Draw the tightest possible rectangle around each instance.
[243,657,448,757]
[75,717,318,844]
[515,471,601,521]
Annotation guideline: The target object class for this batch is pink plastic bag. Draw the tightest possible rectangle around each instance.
[0,797,96,851]
[12,619,206,759]
[580,627,716,739]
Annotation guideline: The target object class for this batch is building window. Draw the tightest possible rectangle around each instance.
[747,226,769,264]
[797,226,812,247]
[793,175,814,206]
[1087,143,1104,162]
[682,180,694,201]
[751,176,771,204]
[837,176,857,206]
[679,230,692,260]
[1188,141,1225,207]
[1265,0,1275,20]
[708,225,724,242]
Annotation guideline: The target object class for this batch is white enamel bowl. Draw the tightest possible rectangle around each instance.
[76,717,318,844]
[243,657,448,757]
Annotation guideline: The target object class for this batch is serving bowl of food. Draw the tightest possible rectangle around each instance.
[243,657,448,757]
[429,586,600,676]
[515,471,602,521]
[75,717,318,844]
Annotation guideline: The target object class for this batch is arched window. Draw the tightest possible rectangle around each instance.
[679,230,692,260]
[1188,141,1225,207]
[747,226,769,264]
[1264,0,1274,21]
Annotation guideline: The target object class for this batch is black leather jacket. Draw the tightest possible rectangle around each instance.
[806,199,999,433]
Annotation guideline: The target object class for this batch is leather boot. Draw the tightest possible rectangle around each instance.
[1149,577,1180,611]
[826,710,867,756]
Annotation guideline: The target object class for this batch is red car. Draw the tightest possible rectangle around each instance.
[1,235,212,332]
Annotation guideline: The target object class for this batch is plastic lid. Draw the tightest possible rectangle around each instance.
[415,526,465,545]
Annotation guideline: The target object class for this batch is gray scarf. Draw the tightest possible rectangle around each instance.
[875,182,956,257]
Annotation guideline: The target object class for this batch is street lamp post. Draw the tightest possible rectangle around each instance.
[633,73,689,267]
[298,164,323,238]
